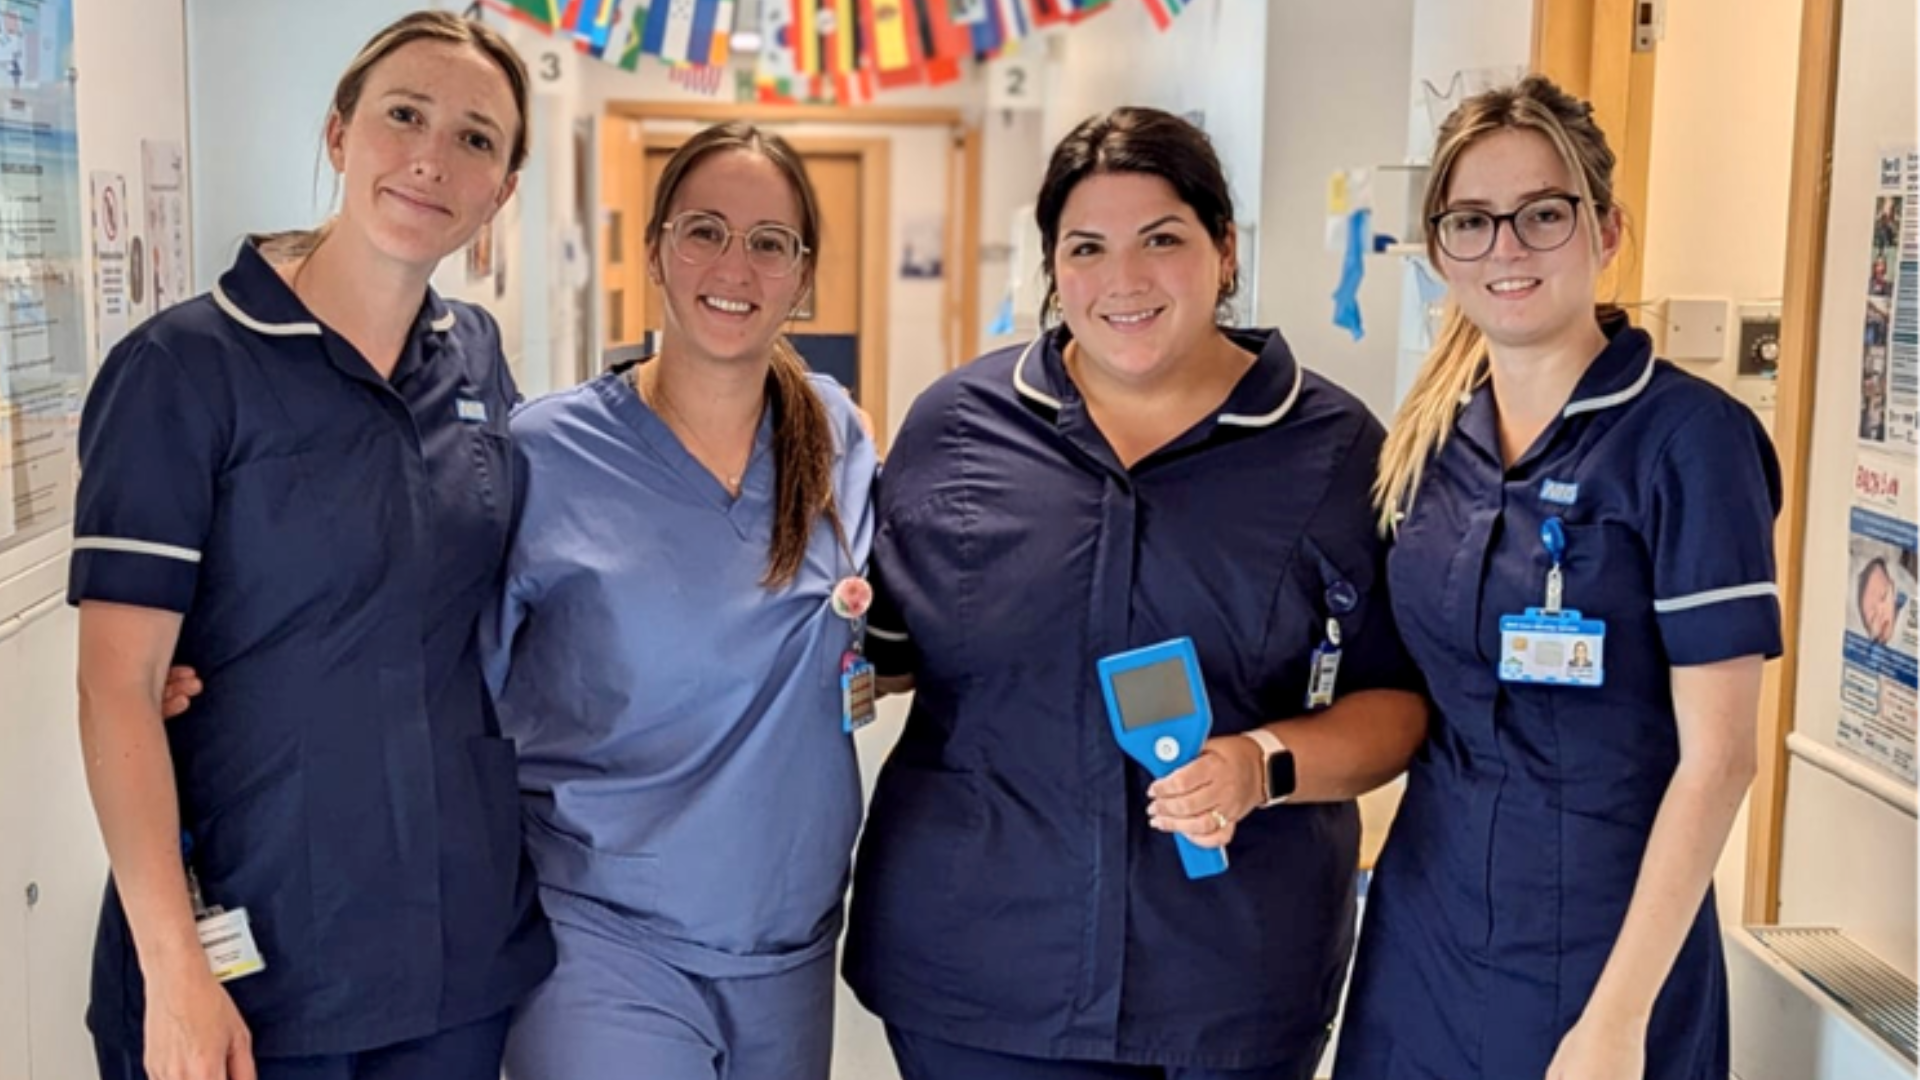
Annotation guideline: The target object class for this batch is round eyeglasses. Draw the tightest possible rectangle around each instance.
[664,210,808,278]
[1428,193,1583,262]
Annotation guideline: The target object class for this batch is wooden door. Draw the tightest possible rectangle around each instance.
[599,114,648,351]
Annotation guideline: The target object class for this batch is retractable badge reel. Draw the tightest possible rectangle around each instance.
[1306,580,1359,710]
[1096,638,1229,880]
[1497,516,1606,687]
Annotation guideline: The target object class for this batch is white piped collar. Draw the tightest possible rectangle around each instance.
[1010,326,1304,430]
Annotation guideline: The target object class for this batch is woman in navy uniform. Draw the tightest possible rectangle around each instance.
[1335,77,1780,1079]
[69,13,551,1080]
[845,107,1427,1080]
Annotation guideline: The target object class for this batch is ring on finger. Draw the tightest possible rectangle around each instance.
[1209,809,1231,832]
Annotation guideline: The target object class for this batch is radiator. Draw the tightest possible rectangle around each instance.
[1728,926,1916,1080]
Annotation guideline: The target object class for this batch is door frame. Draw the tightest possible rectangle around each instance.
[602,101,984,450]
[1735,0,1843,927]
[1532,0,1658,312]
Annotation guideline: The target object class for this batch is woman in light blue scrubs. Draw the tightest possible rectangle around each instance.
[488,123,875,1080]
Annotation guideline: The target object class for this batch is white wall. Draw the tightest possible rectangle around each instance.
[1632,0,1805,929]
[185,0,403,284]
[1041,2,1267,234]
[1639,0,1801,389]
[185,0,542,381]
[1392,0,1534,401]
[1258,0,1415,420]
[2,3,193,1078]
[1775,0,1917,978]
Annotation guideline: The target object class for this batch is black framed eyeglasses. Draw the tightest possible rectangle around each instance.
[664,210,809,278]
[1427,193,1583,262]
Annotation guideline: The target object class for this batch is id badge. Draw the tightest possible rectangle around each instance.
[1304,617,1343,710]
[196,908,266,983]
[1498,608,1606,687]
[841,652,878,733]
[1306,644,1341,709]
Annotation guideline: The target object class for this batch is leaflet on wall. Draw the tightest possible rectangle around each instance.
[142,139,189,313]
[89,170,128,352]
[0,0,85,565]
[1837,451,1918,785]
[1857,147,1916,450]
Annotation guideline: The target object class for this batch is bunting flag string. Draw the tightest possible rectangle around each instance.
[471,0,1199,105]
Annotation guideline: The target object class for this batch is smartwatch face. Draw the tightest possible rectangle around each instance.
[1265,750,1297,803]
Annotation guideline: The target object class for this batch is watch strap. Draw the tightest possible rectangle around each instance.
[1241,728,1291,807]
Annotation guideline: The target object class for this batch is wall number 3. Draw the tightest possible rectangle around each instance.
[541,52,561,81]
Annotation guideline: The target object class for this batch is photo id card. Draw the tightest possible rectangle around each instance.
[1498,608,1605,688]
[842,653,878,733]
[197,907,266,983]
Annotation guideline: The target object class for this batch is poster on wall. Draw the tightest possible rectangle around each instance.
[1837,146,1920,786]
[1836,452,1918,784]
[142,139,189,313]
[0,0,86,568]
[89,171,129,354]
[1857,147,1916,450]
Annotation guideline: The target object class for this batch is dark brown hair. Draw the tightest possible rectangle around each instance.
[646,122,843,590]
[262,10,531,260]
[1034,107,1239,323]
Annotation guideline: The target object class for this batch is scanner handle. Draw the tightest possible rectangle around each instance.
[1174,833,1229,879]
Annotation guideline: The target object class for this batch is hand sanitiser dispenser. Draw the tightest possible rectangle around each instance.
[1097,637,1228,880]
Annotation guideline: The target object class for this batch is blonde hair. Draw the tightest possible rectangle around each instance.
[1373,75,1620,533]
[261,10,531,262]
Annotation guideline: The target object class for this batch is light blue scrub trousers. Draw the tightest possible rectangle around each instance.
[503,892,835,1080]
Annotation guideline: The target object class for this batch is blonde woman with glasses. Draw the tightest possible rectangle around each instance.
[1334,76,1781,1080]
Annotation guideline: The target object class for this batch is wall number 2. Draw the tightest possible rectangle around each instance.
[1004,66,1026,98]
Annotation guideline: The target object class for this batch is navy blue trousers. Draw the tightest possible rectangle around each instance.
[95,1009,509,1080]
[886,1025,1322,1080]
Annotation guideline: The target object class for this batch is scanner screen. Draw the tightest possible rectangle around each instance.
[1111,658,1197,731]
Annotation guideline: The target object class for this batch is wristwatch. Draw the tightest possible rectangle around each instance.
[1242,728,1297,807]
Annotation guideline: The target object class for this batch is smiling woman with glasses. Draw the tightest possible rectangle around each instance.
[485,122,876,1080]
[1340,75,1783,1080]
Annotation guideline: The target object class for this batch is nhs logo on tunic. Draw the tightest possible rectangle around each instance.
[456,399,488,423]
[1540,479,1579,506]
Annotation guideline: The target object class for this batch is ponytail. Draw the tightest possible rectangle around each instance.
[764,336,845,588]
[1372,304,1486,534]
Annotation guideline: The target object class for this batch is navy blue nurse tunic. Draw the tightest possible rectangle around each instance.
[67,242,554,1058]
[1334,325,1782,1079]
[845,326,1421,1072]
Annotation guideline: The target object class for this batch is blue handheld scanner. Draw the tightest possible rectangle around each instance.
[1097,637,1229,880]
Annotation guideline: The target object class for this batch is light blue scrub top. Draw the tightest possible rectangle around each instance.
[487,364,876,977]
